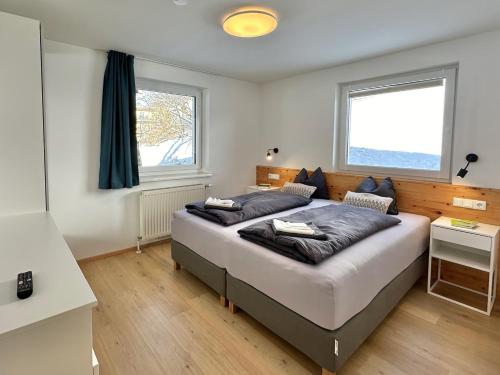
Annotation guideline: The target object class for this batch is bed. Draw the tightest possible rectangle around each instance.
[171,199,430,373]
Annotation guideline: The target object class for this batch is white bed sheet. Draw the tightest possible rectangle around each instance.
[171,199,333,268]
[226,208,430,330]
[172,199,430,330]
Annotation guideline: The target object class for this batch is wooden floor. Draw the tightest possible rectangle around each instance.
[80,242,500,375]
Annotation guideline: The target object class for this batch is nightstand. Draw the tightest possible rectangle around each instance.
[247,185,281,194]
[428,216,499,315]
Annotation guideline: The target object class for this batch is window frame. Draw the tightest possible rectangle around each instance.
[135,78,202,177]
[337,66,457,181]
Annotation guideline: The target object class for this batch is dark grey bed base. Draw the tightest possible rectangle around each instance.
[227,253,427,373]
[171,240,226,298]
[172,238,426,373]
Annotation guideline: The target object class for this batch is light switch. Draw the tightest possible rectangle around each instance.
[462,199,473,209]
[452,197,464,207]
[268,173,280,180]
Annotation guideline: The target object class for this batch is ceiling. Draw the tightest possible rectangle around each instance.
[2,0,500,82]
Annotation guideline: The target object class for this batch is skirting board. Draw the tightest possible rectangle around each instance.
[77,239,171,265]
[257,165,500,299]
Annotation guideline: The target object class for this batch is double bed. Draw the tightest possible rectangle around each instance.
[171,197,430,374]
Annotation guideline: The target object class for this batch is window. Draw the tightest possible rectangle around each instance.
[136,78,202,175]
[338,67,457,180]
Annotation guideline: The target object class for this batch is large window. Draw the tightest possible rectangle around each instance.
[338,67,457,180]
[136,78,201,176]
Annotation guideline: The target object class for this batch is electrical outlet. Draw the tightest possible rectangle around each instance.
[473,200,487,211]
[268,173,280,180]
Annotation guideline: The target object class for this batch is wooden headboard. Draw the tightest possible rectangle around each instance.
[257,165,500,299]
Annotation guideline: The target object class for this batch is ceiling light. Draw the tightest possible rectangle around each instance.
[173,0,188,5]
[223,7,278,38]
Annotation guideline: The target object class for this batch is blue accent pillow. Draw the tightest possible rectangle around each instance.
[355,175,377,192]
[294,168,308,183]
[355,176,399,215]
[294,167,329,200]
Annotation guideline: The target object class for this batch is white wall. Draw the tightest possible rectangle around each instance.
[44,40,260,259]
[259,29,500,189]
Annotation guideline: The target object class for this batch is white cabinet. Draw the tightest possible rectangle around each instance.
[0,11,46,216]
[0,213,97,375]
[428,216,499,315]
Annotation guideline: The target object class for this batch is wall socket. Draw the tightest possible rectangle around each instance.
[452,197,487,211]
[268,173,280,180]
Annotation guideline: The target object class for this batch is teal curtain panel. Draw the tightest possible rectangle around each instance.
[98,50,139,189]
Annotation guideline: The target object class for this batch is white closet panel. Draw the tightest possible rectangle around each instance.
[0,11,46,215]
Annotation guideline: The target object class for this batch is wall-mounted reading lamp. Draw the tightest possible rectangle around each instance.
[266,148,279,161]
[457,153,478,178]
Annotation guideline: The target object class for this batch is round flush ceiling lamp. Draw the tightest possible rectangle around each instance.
[223,7,278,38]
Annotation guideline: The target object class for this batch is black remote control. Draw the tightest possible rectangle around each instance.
[17,271,33,299]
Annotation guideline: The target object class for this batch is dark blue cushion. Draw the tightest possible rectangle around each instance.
[355,176,378,193]
[294,167,329,200]
[294,168,308,183]
[356,176,399,215]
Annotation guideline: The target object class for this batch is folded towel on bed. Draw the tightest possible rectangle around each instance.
[272,219,327,240]
[204,197,242,211]
[273,219,313,234]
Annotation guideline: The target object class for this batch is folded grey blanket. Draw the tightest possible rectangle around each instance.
[186,191,312,226]
[238,204,401,264]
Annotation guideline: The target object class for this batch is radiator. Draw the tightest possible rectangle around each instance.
[139,184,206,242]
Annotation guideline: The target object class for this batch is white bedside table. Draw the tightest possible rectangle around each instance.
[428,216,499,315]
[247,185,281,193]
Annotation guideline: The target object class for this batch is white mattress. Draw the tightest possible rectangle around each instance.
[172,200,430,330]
[171,199,333,268]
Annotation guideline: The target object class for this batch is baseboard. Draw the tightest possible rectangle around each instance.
[77,238,171,265]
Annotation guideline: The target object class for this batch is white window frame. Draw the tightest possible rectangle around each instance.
[337,66,457,181]
[135,78,202,177]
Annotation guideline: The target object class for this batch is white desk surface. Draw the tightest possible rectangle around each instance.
[0,212,97,336]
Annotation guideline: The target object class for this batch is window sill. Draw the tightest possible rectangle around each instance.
[139,171,213,183]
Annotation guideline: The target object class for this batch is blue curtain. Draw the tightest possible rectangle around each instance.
[98,50,139,189]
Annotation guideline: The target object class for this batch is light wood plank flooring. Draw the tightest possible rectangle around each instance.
[80,242,500,375]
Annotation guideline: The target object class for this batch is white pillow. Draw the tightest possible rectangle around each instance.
[281,182,317,198]
[343,191,393,214]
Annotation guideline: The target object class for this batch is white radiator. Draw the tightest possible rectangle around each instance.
[139,184,206,242]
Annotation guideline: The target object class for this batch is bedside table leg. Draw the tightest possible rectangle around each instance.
[427,255,432,292]
[494,269,498,304]
[487,268,494,315]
